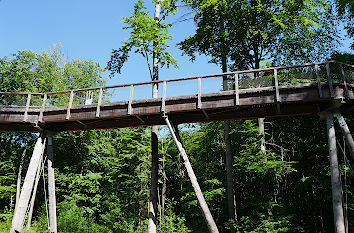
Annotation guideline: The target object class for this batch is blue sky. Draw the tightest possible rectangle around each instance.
[0,0,352,97]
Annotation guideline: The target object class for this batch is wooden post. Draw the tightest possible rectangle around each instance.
[315,64,323,98]
[198,78,202,109]
[326,63,334,97]
[164,116,219,233]
[23,93,31,122]
[235,73,239,105]
[326,113,345,233]
[335,114,354,161]
[26,143,45,229]
[10,135,46,233]
[96,88,103,118]
[47,134,57,233]
[338,64,349,99]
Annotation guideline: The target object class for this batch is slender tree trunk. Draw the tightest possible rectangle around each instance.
[15,145,27,211]
[148,2,161,232]
[221,58,237,228]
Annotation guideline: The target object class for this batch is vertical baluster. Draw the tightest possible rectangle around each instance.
[338,64,349,99]
[315,64,323,98]
[197,78,202,109]
[96,88,103,118]
[235,73,239,105]
[274,69,280,102]
[161,81,167,113]
[326,63,334,97]
[128,85,134,115]
[66,91,74,120]
[23,94,31,122]
[39,94,47,122]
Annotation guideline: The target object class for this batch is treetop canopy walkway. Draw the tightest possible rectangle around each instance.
[0,60,353,132]
[5,60,354,233]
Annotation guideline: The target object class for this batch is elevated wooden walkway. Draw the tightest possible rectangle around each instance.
[1,61,353,132]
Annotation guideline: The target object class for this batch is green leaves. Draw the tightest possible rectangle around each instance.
[107,0,178,78]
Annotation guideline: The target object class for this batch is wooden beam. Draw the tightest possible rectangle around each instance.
[326,113,345,233]
[274,69,280,102]
[164,116,219,233]
[326,63,334,97]
[198,78,202,109]
[335,114,354,161]
[39,94,47,122]
[47,135,57,233]
[338,64,350,99]
[235,73,239,105]
[23,93,31,122]
[96,88,103,118]
[315,64,323,98]
[161,81,166,112]
[128,85,134,115]
[66,91,74,120]
[10,136,46,233]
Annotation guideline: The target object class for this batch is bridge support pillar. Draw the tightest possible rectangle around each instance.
[326,113,345,233]
[10,135,46,233]
[47,134,57,233]
[335,113,354,161]
[164,115,219,233]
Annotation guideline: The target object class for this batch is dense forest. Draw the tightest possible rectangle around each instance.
[0,0,354,232]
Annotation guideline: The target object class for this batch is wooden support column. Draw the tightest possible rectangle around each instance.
[164,115,219,233]
[10,135,46,233]
[47,134,57,233]
[326,113,345,233]
[335,114,354,161]
[26,141,45,229]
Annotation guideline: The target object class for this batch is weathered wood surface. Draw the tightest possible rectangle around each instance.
[0,83,353,132]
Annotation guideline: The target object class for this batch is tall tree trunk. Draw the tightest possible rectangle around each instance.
[47,135,57,233]
[221,54,237,227]
[148,2,161,232]
[258,118,266,154]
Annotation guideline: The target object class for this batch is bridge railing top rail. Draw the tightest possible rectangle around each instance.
[0,60,352,97]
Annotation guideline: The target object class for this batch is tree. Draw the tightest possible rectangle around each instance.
[336,0,354,49]
[107,1,178,232]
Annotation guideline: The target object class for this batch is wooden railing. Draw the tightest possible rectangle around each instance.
[0,60,353,122]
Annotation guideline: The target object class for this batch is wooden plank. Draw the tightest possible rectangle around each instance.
[23,93,31,122]
[338,64,349,99]
[326,63,334,97]
[315,64,323,98]
[161,81,167,112]
[96,88,103,117]
[235,73,239,105]
[128,85,134,115]
[66,91,74,120]
[39,93,47,122]
[198,78,202,109]
[274,69,280,102]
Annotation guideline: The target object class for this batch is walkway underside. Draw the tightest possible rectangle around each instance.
[1,83,353,132]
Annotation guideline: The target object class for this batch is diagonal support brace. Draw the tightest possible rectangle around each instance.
[163,115,219,233]
[334,113,354,161]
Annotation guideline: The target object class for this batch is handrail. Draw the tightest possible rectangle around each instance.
[0,60,351,96]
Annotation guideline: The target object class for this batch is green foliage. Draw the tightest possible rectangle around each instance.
[336,0,354,49]
[107,0,178,77]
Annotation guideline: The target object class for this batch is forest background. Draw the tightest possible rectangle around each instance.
[0,0,353,232]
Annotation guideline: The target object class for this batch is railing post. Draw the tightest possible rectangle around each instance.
[96,88,103,118]
[326,63,334,97]
[338,64,349,99]
[315,64,323,98]
[23,93,31,122]
[39,94,47,122]
[198,78,202,109]
[128,85,134,115]
[66,91,74,120]
[274,69,280,102]
[235,73,239,105]
[161,81,167,113]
